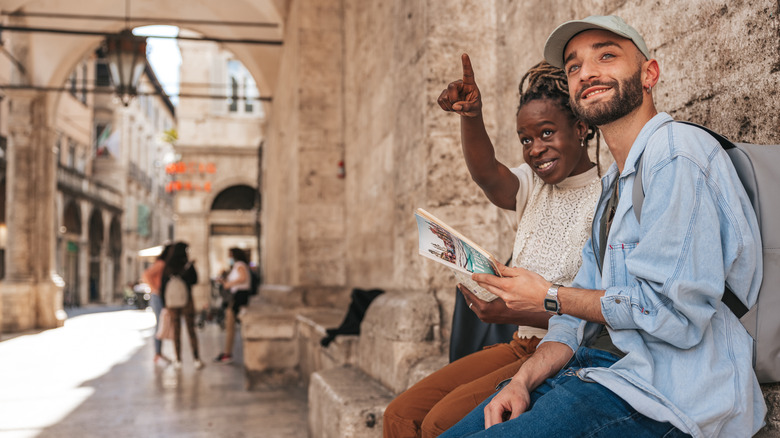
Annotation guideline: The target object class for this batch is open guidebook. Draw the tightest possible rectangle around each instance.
[414,208,502,302]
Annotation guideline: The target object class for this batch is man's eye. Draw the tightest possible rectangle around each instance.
[566,64,580,75]
[601,53,615,60]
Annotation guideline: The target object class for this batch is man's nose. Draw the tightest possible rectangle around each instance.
[577,58,599,83]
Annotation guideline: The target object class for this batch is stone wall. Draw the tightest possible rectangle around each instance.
[263,0,780,343]
[493,0,780,146]
[261,0,780,431]
[262,0,346,289]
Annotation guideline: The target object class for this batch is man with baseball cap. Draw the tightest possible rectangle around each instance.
[439,15,764,437]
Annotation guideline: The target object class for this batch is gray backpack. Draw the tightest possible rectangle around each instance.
[165,275,189,309]
[633,120,780,383]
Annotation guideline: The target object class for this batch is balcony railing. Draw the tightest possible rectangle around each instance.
[128,162,153,192]
[57,165,122,209]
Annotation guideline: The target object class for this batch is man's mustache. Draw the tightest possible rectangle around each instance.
[574,80,619,101]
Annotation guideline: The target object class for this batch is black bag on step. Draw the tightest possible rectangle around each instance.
[320,288,385,347]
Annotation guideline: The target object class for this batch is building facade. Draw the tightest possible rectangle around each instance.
[173,32,263,309]
[89,58,177,303]
[0,45,176,331]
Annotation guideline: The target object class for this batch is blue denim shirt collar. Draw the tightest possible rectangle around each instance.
[617,112,675,178]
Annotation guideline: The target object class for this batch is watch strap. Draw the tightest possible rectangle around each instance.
[543,284,563,315]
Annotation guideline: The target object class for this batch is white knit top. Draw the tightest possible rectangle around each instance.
[457,163,601,339]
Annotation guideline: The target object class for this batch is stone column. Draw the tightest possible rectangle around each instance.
[262,0,346,291]
[0,90,63,332]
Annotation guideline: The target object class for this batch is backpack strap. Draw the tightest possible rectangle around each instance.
[634,120,737,222]
[632,119,675,223]
[632,152,646,223]
[722,287,749,319]
[630,120,749,319]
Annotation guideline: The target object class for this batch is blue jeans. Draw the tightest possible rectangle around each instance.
[439,347,690,438]
[150,293,163,355]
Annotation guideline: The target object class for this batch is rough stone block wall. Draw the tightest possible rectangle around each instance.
[264,0,778,338]
[264,1,780,428]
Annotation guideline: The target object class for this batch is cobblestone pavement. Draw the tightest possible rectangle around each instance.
[0,306,308,438]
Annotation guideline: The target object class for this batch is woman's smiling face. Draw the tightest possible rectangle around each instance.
[517,98,593,185]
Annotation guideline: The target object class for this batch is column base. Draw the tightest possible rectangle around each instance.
[1,279,65,333]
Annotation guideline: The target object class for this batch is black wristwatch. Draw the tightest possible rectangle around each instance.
[543,284,563,315]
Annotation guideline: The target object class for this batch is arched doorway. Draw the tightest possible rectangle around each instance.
[88,209,104,302]
[208,184,259,279]
[211,185,258,211]
[63,200,82,307]
[109,216,122,301]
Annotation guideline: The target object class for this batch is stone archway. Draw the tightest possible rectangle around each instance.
[62,200,82,307]
[0,0,283,331]
[210,184,258,211]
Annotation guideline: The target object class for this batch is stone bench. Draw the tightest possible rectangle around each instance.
[301,290,780,438]
[308,366,395,438]
[242,285,355,389]
[307,291,449,438]
[241,303,300,389]
[247,284,780,437]
[296,308,359,386]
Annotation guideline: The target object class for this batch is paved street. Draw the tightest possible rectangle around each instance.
[0,306,308,438]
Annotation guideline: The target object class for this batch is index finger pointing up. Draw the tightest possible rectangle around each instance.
[461,53,475,85]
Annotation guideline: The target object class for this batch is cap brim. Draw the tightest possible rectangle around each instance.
[544,20,636,69]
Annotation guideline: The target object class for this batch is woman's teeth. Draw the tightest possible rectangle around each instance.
[537,161,553,170]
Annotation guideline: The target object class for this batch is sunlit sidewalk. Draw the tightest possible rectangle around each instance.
[0,306,308,438]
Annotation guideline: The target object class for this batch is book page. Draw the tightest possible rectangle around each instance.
[415,209,501,302]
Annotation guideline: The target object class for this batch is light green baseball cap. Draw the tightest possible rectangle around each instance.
[544,15,650,69]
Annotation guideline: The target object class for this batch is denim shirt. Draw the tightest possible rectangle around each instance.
[539,113,765,437]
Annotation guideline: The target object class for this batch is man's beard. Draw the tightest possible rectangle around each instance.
[571,68,644,126]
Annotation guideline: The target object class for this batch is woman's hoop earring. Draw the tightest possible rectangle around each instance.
[580,137,586,148]
[646,85,653,93]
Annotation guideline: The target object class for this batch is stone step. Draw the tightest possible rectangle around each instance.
[241,305,300,389]
[296,308,358,386]
[308,366,394,438]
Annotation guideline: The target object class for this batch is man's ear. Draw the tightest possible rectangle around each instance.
[642,59,660,90]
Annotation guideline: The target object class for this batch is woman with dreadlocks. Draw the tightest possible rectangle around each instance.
[382,55,602,438]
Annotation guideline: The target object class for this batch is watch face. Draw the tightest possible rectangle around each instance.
[544,299,558,312]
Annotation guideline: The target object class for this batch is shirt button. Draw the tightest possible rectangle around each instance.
[615,298,622,304]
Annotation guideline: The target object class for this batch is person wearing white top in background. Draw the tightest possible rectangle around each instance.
[214,247,252,364]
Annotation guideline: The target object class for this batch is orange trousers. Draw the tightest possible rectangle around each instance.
[382,334,540,438]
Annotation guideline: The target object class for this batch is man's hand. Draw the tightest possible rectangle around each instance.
[437,53,482,117]
[484,378,532,429]
[459,284,552,328]
[472,264,551,313]
[483,342,575,429]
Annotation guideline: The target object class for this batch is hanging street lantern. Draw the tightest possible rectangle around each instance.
[105,29,147,106]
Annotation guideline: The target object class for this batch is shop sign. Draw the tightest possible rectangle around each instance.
[165,161,217,193]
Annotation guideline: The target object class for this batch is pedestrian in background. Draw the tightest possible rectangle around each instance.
[161,242,203,370]
[142,243,173,367]
[214,247,252,364]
